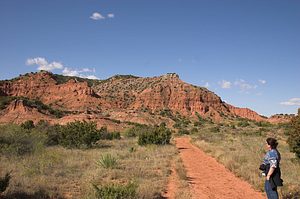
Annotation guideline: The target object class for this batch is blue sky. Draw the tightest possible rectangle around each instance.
[0,0,299,116]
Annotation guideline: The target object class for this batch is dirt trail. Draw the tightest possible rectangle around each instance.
[166,137,265,199]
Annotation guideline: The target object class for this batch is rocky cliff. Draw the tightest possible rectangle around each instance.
[0,71,286,126]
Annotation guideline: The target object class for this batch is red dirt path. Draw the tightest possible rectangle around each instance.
[165,137,265,199]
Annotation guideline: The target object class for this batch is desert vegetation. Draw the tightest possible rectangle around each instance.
[1,110,299,198]
[189,118,300,198]
[286,109,300,159]
[0,96,65,118]
[0,121,176,198]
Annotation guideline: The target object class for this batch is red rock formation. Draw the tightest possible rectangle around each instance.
[267,114,294,123]
[0,71,282,126]
[0,71,100,112]
[0,99,53,124]
[226,105,266,121]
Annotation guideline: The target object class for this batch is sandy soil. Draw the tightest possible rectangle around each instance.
[164,137,265,199]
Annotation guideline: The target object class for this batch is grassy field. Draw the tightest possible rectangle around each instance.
[1,119,299,199]
[0,134,177,198]
[190,120,300,198]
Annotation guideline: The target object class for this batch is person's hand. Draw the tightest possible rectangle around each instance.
[266,175,270,180]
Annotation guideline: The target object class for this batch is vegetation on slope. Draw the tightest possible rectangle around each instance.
[286,109,300,159]
[0,96,65,118]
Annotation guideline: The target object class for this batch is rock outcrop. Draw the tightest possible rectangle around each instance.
[0,71,286,126]
[0,99,53,124]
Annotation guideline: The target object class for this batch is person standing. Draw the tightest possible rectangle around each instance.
[260,137,283,199]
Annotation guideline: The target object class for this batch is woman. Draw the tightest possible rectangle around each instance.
[261,137,283,199]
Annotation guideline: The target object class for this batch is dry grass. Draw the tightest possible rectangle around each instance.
[190,122,300,198]
[174,156,192,199]
[0,138,177,198]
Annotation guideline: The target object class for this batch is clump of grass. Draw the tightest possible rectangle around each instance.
[93,182,137,199]
[97,154,118,169]
[174,156,192,199]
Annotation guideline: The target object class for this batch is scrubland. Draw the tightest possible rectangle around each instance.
[190,119,300,198]
[1,117,299,199]
[0,123,177,198]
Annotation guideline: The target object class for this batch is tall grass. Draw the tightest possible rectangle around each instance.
[0,136,176,198]
[191,122,300,198]
[96,154,118,169]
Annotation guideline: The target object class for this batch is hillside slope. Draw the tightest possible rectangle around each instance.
[0,71,290,127]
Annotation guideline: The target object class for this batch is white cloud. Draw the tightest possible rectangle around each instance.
[26,57,63,71]
[85,75,98,80]
[280,98,300,106]
[234,79,257,92]
[62,67,98,79]
[26,57,98,79]
[259,79,267,84]
[219,80,232,89]
[62,67,80,77]
[90,12,105,20]
[107,13,114,18]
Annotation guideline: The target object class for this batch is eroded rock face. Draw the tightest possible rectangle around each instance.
[0,71,280,126]
[267,114,294,123]
[227,105,266,121]
[0,72,100,112]
[0,99,53,124]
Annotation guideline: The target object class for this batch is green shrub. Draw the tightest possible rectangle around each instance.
[98,127,121,140]
[287,109,300,159]
[191,127,198,134]
[0,172,11,193]
[178,129,190,135]
[21,120,35,129]
[124,125,150,138]
[96,154,118,169]
[0,96,15,110]
[209,126,220,133]
[0,124,46,156]
[44,124,62,146]
[93,182,137,199]
[159,108,173,118]
[237,120,250,127]
[193,121,202,127]
[58,121,101,149]
[173,117,191,129]
[255,121,272,127]
[138,124,172,145]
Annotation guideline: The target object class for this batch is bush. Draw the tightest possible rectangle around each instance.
[255,121,272,127]
[287,109,300,159]
[93,182,137,199]
[237,120,250,127]
[98,127,121,140]
[0,124,46,156]
[138,123,172,145]
[44,124,62,146]
[173,117,191,129]
[209,126,220,133]
[58,121,101,149]
[97,154,118,169]
[0,172,11,193]
[124,125,150,138]
[178,129,190,135]
[0,96,15,110]
[21,120,35,129]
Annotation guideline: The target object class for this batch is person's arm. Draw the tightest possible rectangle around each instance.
[266,166,275,180]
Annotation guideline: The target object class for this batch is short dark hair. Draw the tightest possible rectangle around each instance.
[266,137,278,149]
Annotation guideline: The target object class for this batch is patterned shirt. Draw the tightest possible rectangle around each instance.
[263,149,281,168]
